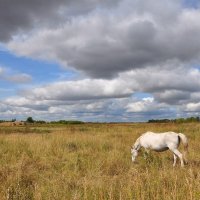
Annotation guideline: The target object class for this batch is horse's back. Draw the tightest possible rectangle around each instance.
[142,131,179,142]
[142,131,178,137]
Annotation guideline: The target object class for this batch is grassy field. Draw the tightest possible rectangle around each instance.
[0,123,199,200]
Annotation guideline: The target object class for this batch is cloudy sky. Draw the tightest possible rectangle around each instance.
[1,0,200,122]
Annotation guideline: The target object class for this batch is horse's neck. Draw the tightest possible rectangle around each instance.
[134,138,141,150]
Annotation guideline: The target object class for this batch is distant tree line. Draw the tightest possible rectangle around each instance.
[1,116,199,124]
[50,120,84,124]
[148,116,200,123]
[26,117,84,124]
[0,117,84,125]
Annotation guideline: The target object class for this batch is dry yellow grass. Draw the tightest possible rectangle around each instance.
[0,123,199,200]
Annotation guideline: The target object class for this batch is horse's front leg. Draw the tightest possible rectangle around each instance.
[143,148,150,160]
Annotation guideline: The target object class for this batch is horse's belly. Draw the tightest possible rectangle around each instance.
[153,147,169,152]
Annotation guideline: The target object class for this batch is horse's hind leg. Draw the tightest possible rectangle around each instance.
[173,154,177,167]
[183,152,188,165]
[171,149,184,167]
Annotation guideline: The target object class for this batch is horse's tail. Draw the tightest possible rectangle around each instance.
[178,133,188,163]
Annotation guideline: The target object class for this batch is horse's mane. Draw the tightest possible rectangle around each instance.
[133,137,141,150]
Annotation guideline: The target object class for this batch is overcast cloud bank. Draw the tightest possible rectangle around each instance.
[1,0,200,121]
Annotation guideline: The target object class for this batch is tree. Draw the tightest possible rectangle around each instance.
[26,117,34,123]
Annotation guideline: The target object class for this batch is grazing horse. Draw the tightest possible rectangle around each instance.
[131,132,188,167]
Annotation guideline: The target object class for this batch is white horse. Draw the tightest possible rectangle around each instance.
[131,131,188,167]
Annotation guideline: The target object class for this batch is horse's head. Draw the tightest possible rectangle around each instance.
[131,146,138,162]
